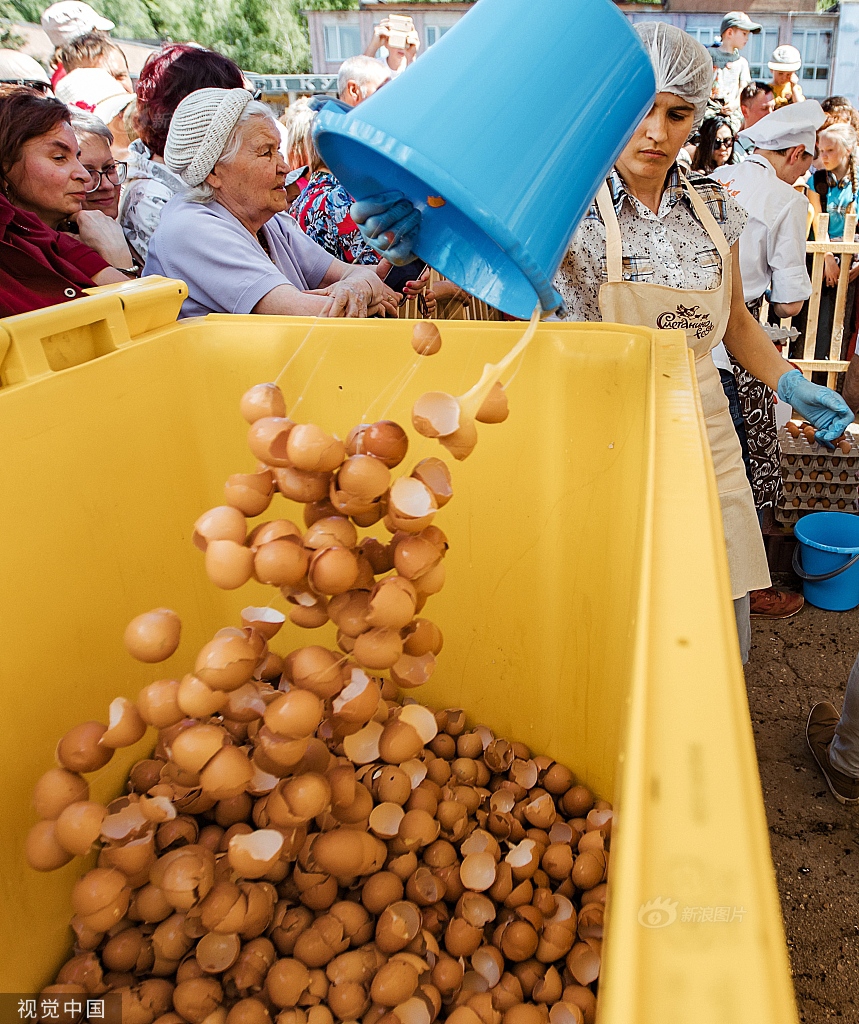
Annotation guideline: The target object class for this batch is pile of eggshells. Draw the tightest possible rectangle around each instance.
[26,331,609,1024]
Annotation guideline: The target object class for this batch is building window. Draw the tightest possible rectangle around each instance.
[745,28,780,79]
[324,24,362,62]
[685,25,718,47]
[426,25,450,47]
[791,28,832,94]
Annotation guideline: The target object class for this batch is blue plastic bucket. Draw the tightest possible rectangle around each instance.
[313,0,655,320]
[793,512,859,611]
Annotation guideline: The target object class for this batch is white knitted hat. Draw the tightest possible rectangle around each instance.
[164,87,254,187]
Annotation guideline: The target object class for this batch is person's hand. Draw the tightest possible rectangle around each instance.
[824,253,840,288]
[777,369,855,444]
[849,258,859,284]
[309,273,400,318]
[72,210,134,269]
[352,192,420,266]
[374,20,390,44]
[402,265,430,298]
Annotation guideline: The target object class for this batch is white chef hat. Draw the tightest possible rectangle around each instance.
[739,99,826,156]
[634,22,714,128]
[164,87,254,186]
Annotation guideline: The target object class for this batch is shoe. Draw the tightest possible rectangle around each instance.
[806,702,859,805]
[749,587,804,619]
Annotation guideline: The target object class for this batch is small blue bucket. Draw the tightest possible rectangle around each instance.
[793,512,859,611]
[313,0,655,320]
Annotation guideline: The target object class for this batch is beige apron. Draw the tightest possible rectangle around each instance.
[595,175,770,599]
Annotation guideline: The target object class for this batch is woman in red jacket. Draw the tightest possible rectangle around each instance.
[0,88,128,316]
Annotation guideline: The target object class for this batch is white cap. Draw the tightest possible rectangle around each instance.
[739,99,825,156]
[41,1,114,47]
[165,87,254,186]
[0,49,50,85]
[56,67,133,125]
[768,45,802,73]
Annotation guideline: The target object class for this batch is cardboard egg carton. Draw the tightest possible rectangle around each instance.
[779,493,857,512]
[779,427,859,477]
[775,505,809,525]
[782,479,859,500]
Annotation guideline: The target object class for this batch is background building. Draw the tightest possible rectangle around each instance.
[304,0,855,105]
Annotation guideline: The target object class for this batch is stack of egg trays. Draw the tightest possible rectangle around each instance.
[776,428,859,525]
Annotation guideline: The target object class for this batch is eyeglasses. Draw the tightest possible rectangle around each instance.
[1,79,51,94]
[714,138,734,149]
[85,161,127,192]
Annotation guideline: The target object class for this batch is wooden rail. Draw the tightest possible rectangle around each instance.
[776,211,858,388]
[399,269,503,321]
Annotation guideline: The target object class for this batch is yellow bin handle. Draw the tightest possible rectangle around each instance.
[0,276,187,387]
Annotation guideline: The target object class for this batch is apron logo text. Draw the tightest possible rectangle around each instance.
[656,304,715,339]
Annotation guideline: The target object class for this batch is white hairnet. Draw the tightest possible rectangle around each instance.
[634,22,714,127]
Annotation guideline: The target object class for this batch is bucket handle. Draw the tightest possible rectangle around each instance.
[792,544,859,582]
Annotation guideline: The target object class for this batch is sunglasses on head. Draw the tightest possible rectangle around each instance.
[1,79,50,94]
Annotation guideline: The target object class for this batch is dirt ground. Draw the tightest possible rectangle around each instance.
[746,599,859,1021]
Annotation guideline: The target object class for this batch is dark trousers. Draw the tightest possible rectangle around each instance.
[719,367,753,491]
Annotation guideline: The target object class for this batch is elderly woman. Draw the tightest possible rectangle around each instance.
[349,23,854,663]
[121,45,245,262]
[144,88,400,318]
[0,88,129,315]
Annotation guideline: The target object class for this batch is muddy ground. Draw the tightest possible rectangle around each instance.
[747,601,859,1021]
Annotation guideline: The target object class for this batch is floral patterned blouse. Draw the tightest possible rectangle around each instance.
[289,170,380,266]
[554,164,747,324]
[120,139,185,263]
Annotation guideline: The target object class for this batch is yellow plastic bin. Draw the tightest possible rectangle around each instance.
[0,281,797,1023]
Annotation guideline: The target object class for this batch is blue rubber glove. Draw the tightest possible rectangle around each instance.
[777,369,855,445]
[351,191,421,266]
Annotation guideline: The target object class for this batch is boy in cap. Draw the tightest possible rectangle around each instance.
[709,11,762,133]
[40,1,115,89]
[709,101,826,619]
[768,45,806,108]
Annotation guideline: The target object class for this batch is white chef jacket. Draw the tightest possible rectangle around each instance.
[709,153,811,305]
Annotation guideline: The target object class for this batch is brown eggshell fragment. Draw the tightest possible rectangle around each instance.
[197,931,242,974]
[248,417,294,467]
[100,697,148,749]
[308,547,359,596]
[57,722,113,774]
[402,620,444,658]
[254,538,310,588]
[137,679,183,729]
[240,382,287,424]
[332,670,381,725]
[193,505,247,552]
[375,901,422,953]
[352,420,409,468]
[205,540,255,590]
[265,689,323,739]
[393,536,441,581]
[200,746,254,800]
[195,635,258,692]
[240,606,286,641]
[124,609,182,663]
[229,829,285,879]
[366,577,417,630]
[177,673,228,718]
[439,417,478,461]
[411,321,442,356]
[225,469,275,518]
[169,724,227,774]
[410,458,453,508]
[26,819,75,871]
[287,647,344,699]
[33,768,89,820]
[353,628,403,670]
[475,382,509,424]
[336,455,392,501]
[287,425,346,473]
[391,652,437,690]
[412,393,460,439]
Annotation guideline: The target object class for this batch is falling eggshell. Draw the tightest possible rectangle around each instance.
[274,466,332,503]
[55,800,107,856]
[439,417,478,461]
[247,417,294,467]
[241,606,286,641]
[124,609,181,663]
[332,670,381,725]
[410,458,453,508]
[33,768,89,820]
[308,547,359,596]
[397,703,438,744]
[287,425,346,473]
[57,722,113,774]
[366,577,417,630]
[378,719,424,764]
[193,506,247,553]
[412,392,460,438]
[353,627,403,670]
[336,456,391,502]
[402,620,443,657]
[303,517,358,550]
[327,590,371,638]
[200,746,254,800]
[26,819,75,871]
[264,689,323,739]
[195,635,258,692]
[137,679,183,729]
[387,478,438,532]
[205,540,255,590]
[225,469,275,517]
[254,538,309,587]
[286,646,344,699]
[393,536,441,581]
[177,673,228,718]
[411,322,442,356]
[343,721,384,764]
[351,421,409,468]
[100,697,147,749]
[475,381,509,424]
[169,723,227,774]
[240,382,287,424]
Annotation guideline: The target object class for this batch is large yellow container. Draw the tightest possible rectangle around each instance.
[0,281,797,1022]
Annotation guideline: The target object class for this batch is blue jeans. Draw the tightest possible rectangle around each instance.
[831,651,859,776]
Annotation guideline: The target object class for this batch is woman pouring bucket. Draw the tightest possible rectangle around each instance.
[322,21,853,663]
